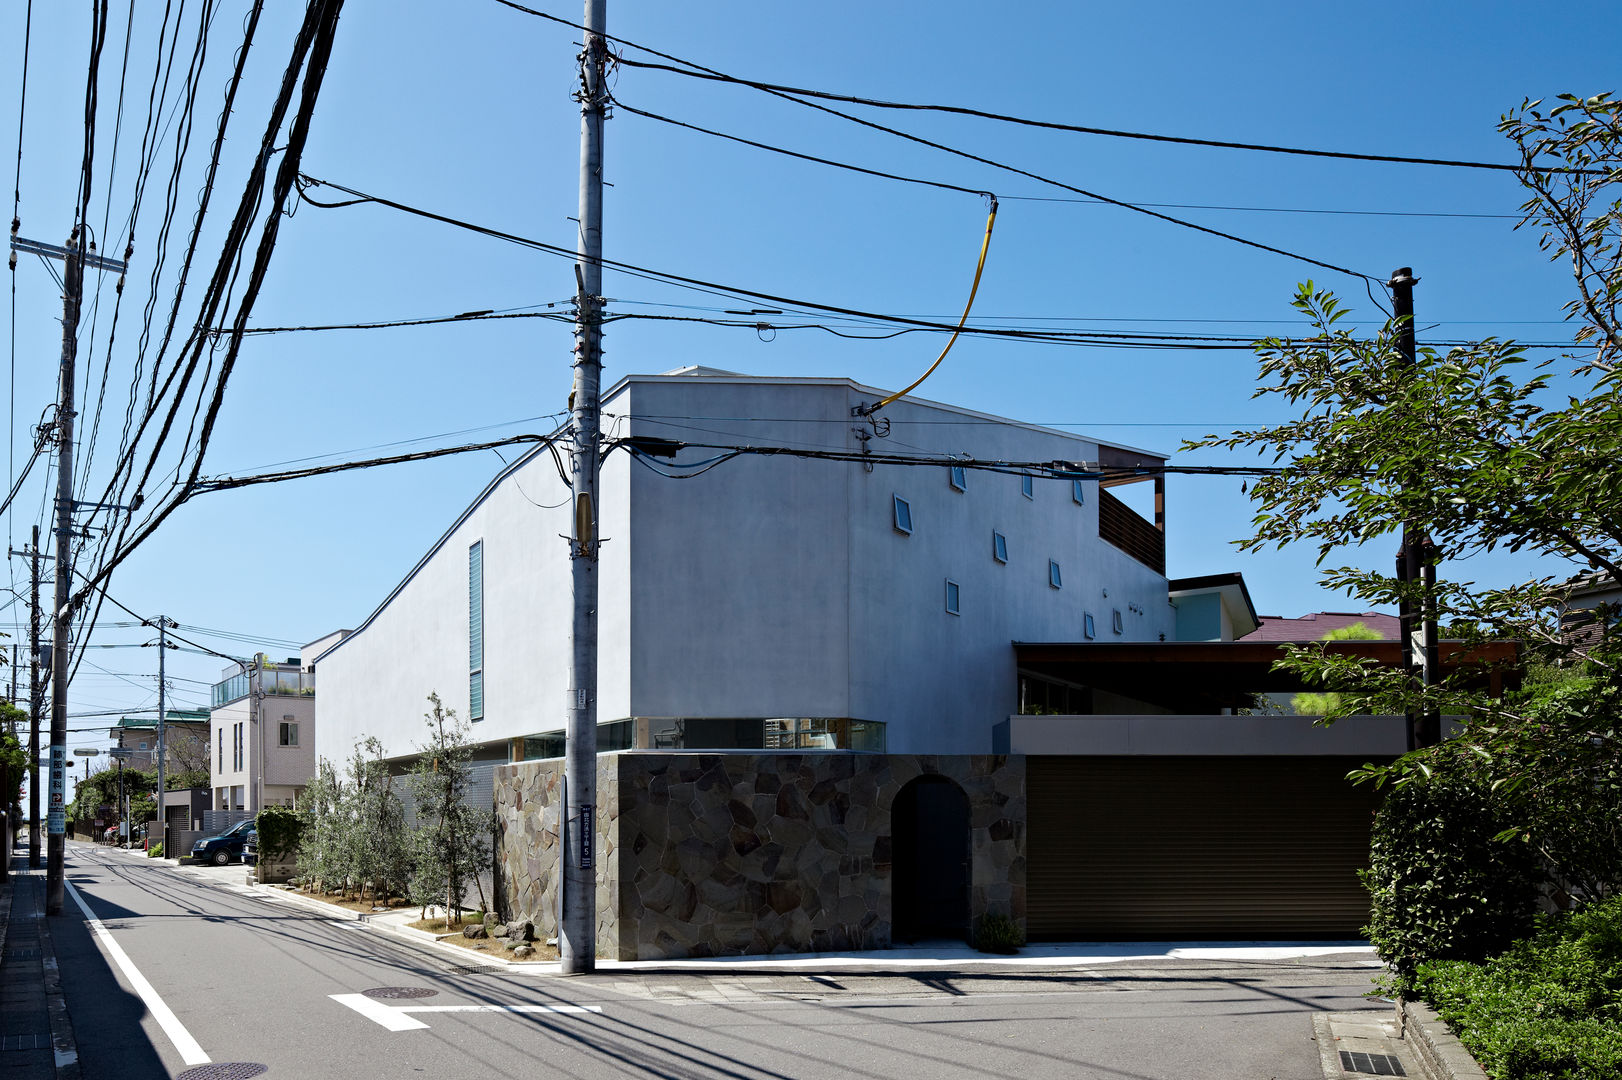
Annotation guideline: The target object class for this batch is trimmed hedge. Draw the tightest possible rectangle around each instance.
[255,805,303,862]
[1412,895,1622,1080]
[1363,770,1540,982]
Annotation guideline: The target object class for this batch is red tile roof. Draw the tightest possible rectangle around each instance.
[1240,611,1400,642]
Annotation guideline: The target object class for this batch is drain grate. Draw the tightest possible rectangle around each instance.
[362,986,440,1001]
[177,1064,268,1080]
[1340,1050,1406,1076]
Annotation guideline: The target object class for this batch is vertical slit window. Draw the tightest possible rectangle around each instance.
[1049,559,1063,589]
[992,530,1008,563]
[945,580,961,615]
[1072,479,1086,505]
[949,465,966,491]
[470,540,485,721]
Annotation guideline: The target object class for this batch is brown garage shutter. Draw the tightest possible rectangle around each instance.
[1027,756,1382,940]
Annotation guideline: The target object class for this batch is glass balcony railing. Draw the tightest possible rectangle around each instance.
[210,667,314,707]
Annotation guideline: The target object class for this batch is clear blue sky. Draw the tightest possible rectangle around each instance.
[2,1,1616,784]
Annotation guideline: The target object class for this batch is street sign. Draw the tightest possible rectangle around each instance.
[47,744,66,835]
[107,747,135,759]
[73,747,100,757]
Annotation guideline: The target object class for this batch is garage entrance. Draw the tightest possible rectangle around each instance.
[1027,756,1382,940]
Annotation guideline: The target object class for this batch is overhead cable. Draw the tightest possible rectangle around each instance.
[490,0,1597,178]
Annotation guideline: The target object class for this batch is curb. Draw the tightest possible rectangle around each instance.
[1397,1000,1489,1080]
[246,884,532,973]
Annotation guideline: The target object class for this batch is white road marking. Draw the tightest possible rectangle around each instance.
[330,994,429,1031]
[402,1005,603,1015]
[65,879,211,1066]
[330,993,602,1030]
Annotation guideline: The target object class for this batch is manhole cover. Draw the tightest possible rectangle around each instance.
[178,1064,268,1080]
[362,986,440,1000]
[1339,1050,1406,1076]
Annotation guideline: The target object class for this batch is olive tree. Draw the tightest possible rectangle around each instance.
[407,693,493,924]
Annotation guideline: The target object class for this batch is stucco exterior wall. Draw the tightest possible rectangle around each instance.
[494,752,1027,961]
[318,373,1172,763]
[315,437,588,764]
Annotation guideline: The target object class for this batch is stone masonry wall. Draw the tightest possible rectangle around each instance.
[493,752,1025,961]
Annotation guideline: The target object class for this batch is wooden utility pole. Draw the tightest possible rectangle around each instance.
[563,0,608,975]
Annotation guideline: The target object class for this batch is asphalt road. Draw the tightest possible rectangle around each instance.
[55,841,1384,1080]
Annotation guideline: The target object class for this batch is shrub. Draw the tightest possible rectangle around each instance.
[255,805,303,862]
[1411,895,1622,1080]
[147,842,164,858]
[1363,769,1540,983]
[974,913,1024,955]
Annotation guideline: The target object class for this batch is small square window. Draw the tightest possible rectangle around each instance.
[1049,560,1062,589]
[1072,479,1086,505]
[1084,613,1096,639]
[279,721,299,747]
[992,530,1008,563]
[1021,475,1034,500]
[945,580,961,615]
[1113,609,1124,634]
[949,465,966,491]
[892,495,913,535]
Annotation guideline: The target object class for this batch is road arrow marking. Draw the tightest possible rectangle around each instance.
[331,994,601,1031]
[330,994,429,1031]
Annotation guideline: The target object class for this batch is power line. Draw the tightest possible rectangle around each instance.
[295,173,1384,346]
[488,0,1599,178]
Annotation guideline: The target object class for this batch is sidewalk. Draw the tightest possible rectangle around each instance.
[0,855,80,1080]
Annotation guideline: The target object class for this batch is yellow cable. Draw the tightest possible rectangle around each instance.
[872,197,998,412]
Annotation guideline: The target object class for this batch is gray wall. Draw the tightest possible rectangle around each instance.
[317,373,1174,764]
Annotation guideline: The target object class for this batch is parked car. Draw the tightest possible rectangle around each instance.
[190,819,256,865]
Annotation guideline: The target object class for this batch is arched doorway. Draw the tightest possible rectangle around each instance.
[891,775,971,942]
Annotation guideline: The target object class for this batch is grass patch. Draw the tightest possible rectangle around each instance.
[1412,894,1622,1080]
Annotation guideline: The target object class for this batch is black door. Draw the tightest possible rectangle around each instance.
[892,776,970,941]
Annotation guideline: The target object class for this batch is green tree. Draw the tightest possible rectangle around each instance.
[407,693,493,923]
[343,736,411,903]
[1191,93,1622,907]
[1291,621,1387,715]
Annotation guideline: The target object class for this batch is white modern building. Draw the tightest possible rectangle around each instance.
[209,632,345,813]
[316,369,1173,766]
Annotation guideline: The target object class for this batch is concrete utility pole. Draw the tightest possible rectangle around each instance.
[10,526,43,867]
[152,616,176,851]
[11,229,126,912]
[45,230,84,916]
[1388,267,1440,750]
[562,0,608,976]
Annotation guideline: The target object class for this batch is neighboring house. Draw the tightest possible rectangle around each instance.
[1168,572,1260,642]
[209,633,344,814]
[1559,570,1620,651]
[1241,610,1399,642]
[317,368,1173,767]
[108,709,211,775]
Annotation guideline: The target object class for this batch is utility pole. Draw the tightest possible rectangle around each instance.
[10,526,42,867]
[45,230,83,916]
[151,616,176,852]
[10,229,127,913]
[1389,267,1440,750]
[562,0,608,976]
